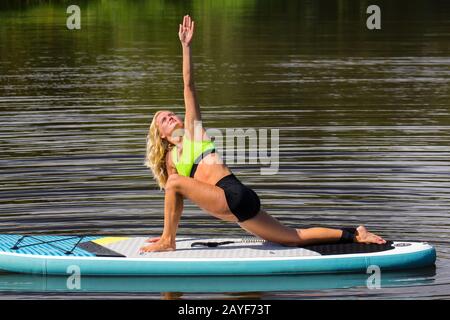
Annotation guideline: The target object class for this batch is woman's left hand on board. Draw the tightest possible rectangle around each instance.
[144,236,161,243]
[139,238,176,253]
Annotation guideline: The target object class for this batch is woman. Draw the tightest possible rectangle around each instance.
[140,15,386,253]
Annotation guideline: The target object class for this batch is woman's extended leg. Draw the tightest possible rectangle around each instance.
[239,210,386,246]
[238,210,342,246]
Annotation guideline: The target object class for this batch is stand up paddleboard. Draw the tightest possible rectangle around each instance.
[0,234,436,276]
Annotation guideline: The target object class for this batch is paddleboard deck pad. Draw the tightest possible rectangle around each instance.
[0,234,436,276]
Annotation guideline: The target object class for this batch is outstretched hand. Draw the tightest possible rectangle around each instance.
[179,15,195,47]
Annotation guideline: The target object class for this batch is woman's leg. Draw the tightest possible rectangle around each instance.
[238,210,343,246]
[239,210,386,246]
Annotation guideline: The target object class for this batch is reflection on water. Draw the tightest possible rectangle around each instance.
[0,0,449,299]
[0,266,437,299]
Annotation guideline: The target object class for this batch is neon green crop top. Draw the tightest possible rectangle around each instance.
[171,135,216,177]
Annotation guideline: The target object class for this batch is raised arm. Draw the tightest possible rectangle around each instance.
[179,15,202,139]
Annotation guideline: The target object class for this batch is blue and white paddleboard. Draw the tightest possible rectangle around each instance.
[0,234,436,276]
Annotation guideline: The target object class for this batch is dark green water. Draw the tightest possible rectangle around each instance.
[0,0,449,299]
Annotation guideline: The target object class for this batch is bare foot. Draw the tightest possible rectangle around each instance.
[355,226,386,244]
[139,239,175,253]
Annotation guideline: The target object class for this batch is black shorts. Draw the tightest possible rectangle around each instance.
[215,174,261,222]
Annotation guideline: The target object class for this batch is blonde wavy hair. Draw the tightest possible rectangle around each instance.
[144,111,173,189]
